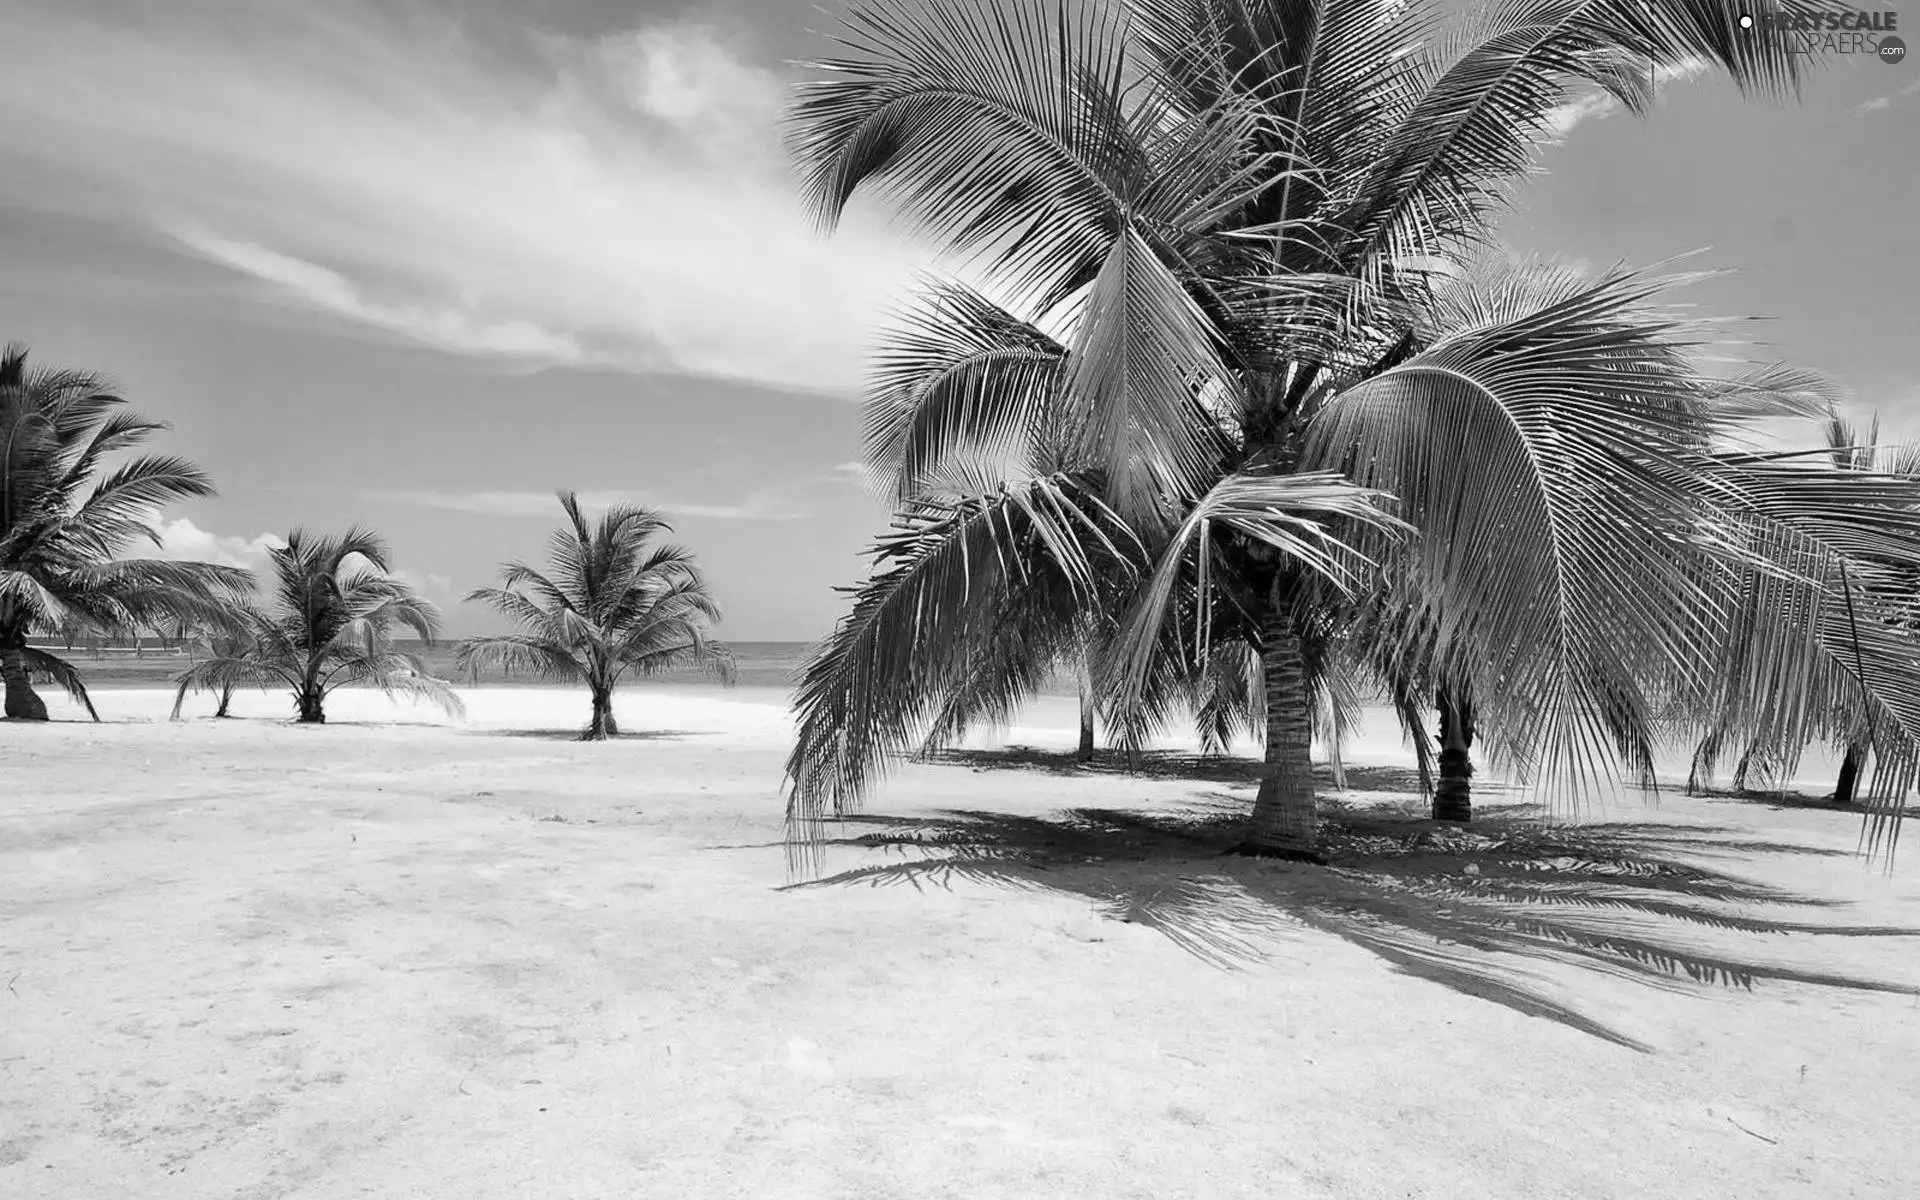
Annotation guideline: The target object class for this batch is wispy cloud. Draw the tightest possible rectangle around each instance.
[168,224,586,363]
[1543,58,1713,138]
[0,2,926,393]
[1853,78,1920,117]
[375,482,838,523]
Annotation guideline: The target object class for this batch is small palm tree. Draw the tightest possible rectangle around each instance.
[0,344,253,721]
[195,625,258,717]
[172,528,460,723]
[455,493,734,740]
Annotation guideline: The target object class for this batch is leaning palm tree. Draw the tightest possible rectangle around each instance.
[780,0,1908,866]
[0,344,253,720]
[171,529,460,723]
[455,493,735,740]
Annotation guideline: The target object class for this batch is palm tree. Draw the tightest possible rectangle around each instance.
[196,625,258,717]
[1816,410,1920,805]
[0,344,253,721]
[171,529,460,723]
[780,0,1920,865]
[1681,399,1920,816]
[1075,657,1099,761]
[455,493,735,740]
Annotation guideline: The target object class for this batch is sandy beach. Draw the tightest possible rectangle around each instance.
[1,685,1916,1199]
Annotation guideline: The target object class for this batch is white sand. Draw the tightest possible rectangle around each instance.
[3,684,1918,1199]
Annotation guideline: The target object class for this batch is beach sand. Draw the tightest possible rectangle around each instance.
[3,685,1918,1199]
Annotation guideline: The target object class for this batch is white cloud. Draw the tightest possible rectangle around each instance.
[1853,79,1920,118]
[1543,58,1712,138]
[390,567,456,597]
[167,224,586,363]
[148,517,284,572]
[0,3,928,393]
[149,518,459,603]
[378,482,828,523]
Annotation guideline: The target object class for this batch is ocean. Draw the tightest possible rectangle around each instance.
[37,638,1081,698]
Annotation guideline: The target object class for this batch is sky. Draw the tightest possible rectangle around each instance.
[0,0,1915,640]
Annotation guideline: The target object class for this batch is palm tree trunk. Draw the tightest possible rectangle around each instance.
[585,688,618,740]
[1433,684,1473,823]
[1233,614,1324,863]
[2,637,49,721]
[296,688,326,724]
[1686,728,1724,796]
[214,683,234,719]
[1075,663,1096,762]
[1834,741,1869,806]
[1731,742,1756,792]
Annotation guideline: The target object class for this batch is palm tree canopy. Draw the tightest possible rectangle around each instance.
[171,526,462,719]
[789,0,1829,526]
[456,491,735,690]
[779,0,1920,860]
[0,343,254,642]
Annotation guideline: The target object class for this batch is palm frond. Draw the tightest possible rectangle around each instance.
[20,647,98,720]
[786,471,1143,863]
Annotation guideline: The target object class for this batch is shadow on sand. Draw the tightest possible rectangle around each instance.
[1688,783,1920,821]
[920,745,1431,794]
[783,788,1920,1051]
[464,727,714,743]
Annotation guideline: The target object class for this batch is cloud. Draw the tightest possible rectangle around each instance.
[149,517,456,603]
[378,485,820,523]
[0,2,927,392]
[148,517,285,572]
[1543,58,1712,138]
[166,225,585,362]
[390,567,456,597]
[1852,79,1920,117]
[828,461,877,488]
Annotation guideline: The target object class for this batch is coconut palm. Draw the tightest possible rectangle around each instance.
[454,493,735,740]
[192,625,260,717]
[171,529,459,723]
[1690,410,1920,806]
[779,0,1920,865]
[1815,410,1920,805]
[0,344,253,721]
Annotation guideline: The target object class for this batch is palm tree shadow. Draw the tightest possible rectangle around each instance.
[467,727,713,742]
[922,747,1430,794]
[925,746,1265,783]
[785,803,1919,1051]
[1690,783,1920,820]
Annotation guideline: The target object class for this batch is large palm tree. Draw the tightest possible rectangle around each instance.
[0,344,253,721]
[171,528,460,723]
[455,493,735,740]
[779,0,1920,865]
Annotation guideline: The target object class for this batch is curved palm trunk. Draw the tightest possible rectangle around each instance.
[2,635,49,721]
[1686,728,1724,796]
[585,687,618,740]
[1233,615,1324,863]
[1834,741,1869,806]
[214,683,235,719]
[1730,742,1757,793]
[1433,685,1474,823]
